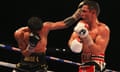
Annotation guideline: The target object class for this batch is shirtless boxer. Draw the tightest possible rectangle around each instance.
[13,8,81,72]
[68,0,110,72]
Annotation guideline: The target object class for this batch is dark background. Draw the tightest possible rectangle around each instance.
[0,0,120,72]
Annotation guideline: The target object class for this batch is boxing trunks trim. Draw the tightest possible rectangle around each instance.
[79,54,105,72]
[91,54,104,62]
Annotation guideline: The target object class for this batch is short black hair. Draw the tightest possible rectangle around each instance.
[79,0,100,16]
[27,17,43,31]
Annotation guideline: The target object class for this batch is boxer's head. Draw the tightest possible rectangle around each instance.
[78,0,100,16]
[27,17,43,32]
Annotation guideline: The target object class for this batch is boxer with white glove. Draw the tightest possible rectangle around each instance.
[74,22,94,46]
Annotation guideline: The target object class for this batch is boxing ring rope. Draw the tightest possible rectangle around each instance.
[0,43,83,68]
[0,61,16,68]
[0,43,117,72]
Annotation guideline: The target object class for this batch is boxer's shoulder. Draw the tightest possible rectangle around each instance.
[98,22,110,32]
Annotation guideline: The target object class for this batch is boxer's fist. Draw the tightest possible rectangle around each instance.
[29,32,40,47]
[72,8,81,20]
[74,22,88,38]
[70,39,83,53]
[74,22,94,46]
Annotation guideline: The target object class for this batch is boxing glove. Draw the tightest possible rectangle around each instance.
[74,22,93,46]
[70,39,83,53]
[74,22,89,38]
[29,32,40,48]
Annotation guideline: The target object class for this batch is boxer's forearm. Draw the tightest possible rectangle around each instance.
[64,9,81,27]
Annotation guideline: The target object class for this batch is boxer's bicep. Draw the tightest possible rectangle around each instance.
[96,26,110,49]
[95,35,108,49]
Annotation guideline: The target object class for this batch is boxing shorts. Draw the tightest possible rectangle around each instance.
[14,53,48,72]
[79,54,106,72]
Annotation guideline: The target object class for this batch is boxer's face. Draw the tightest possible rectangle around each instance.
[80,5,92,22]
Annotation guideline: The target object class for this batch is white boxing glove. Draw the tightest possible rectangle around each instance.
[74,22,93,46]
[70,39,83,53]
[74,22,89,38]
